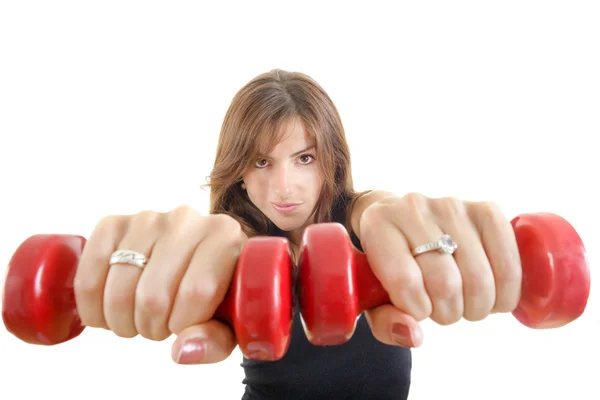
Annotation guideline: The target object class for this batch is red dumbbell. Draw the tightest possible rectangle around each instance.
[2,234,294,361]
[297,212,591,346]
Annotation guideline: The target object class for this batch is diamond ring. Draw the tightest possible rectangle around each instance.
[411,234,458,257]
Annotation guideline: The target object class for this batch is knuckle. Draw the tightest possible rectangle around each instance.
[113,332,133,339]
[131,210,162,227]
[434,197,466,220]
[427,275,462,302]
[94,214,122,235]
[111,327,137,339]
[433,312,461,326]
[495,299,519,314]
[168,205,200,226]
[121,332,139,339]
[431,300,464,325]
[473,200,505,224]
[136,290,171,316]
[463,313,480,322]
[386,270,432,319]
[397,192,431,225]
[463,272,494,299]
[498,260,522,287]
[211,213,242,232]
[388,268,422,293]
[463,272,496,321]
[413,304,433,322]
[402,192,429,214]
[104,290,132,311]
[464,308,489,322]
[167,317,185,335]
[73,276,100,299]
[361,202,388,227]
[146,328,170,342]
[179,278,223,309]
[494,273,522,313]
[211,215,248,247]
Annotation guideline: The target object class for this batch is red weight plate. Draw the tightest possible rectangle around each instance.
[216,236,294,360]
[511,213,590,328]
[297,223,360,346]
[3,234,86,345]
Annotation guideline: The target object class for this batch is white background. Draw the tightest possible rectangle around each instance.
[1,1,598,399]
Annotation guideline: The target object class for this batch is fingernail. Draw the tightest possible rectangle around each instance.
[174,338,206,364]
[392,323,417,347]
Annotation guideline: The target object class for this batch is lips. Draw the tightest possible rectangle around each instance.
[272,202,301,207]
[272,202,301,213]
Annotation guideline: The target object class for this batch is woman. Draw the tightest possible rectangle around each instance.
[207,69,415,399]
[73,69,522,399]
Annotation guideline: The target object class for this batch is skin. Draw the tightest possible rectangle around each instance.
[241,117,323,259]
[357,193,522,347]
[74,118,522,364]
[74,208,246,364]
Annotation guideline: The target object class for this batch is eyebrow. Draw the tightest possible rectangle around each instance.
[258,145,316,159]
[290,145,316,158]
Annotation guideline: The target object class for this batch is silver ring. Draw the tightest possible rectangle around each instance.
[109,249,148,268]
[411,234,458,257]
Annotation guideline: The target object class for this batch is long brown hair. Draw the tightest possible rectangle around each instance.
[203,69,371,240]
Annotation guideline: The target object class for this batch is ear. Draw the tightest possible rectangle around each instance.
[241,182,246,190]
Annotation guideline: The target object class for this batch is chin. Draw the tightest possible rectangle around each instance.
[267,214,306,232]
[271,219,302,232]
[259,203,315,233]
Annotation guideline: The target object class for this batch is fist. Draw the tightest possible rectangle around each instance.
[73,206,247,345]
[359,193,523,327]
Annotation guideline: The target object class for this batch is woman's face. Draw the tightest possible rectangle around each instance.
[242,119,324,237]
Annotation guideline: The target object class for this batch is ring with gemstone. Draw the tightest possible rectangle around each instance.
[411,234,458,257]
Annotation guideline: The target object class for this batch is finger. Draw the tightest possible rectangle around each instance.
[402,211,464,326]
[171,320,237,365]
[104,212,161,338]
[134,219,205,341]
[470,202,522,313]
[168,226,246,334]
[74,215,128,329]
[364,304,424,348]
[433,207,495,322]
[360,207,432,321]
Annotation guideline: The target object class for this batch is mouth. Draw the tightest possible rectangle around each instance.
[272,202,302,213]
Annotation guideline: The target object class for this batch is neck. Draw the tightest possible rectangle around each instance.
[285,219,315,264]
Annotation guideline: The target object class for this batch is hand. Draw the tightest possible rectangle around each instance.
[358,193,523,347]
[73,205,248,364]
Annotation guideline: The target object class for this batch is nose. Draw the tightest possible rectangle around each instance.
[272,164,294,198]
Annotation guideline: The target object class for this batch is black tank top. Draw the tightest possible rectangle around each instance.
[240,196,412,399]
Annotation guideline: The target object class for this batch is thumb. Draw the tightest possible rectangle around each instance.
[364,304,424,348]
[171,319,237,365]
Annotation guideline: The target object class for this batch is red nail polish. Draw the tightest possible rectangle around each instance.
[391,323,414,347]
[175,338,206,364]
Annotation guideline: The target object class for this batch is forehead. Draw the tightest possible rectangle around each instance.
[255,117,315,157]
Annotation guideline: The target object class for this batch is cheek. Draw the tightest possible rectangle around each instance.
[310,170,325,195]
[298,173,323,207]
[245,176,269,203]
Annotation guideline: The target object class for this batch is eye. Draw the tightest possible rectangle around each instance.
[299,154,315,164]
[255,159,269,168]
